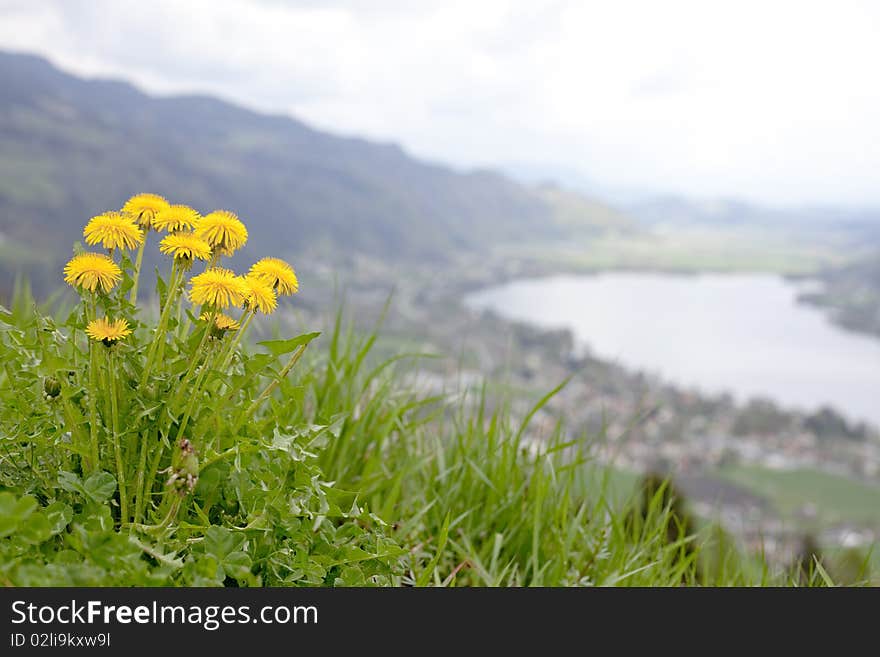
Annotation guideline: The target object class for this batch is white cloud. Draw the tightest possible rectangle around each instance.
[0,0,878,206]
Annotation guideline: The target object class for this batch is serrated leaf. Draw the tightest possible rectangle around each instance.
[203,526,245,560]
[128,537,184,569]
[257,332,320,356]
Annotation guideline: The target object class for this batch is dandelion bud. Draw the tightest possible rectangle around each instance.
[167,438,199,495]
[180,440,199,479]
[43,376,61,399]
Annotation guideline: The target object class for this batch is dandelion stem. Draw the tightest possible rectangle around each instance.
[233,343,308,432]
[174,289,189,339]
[157,495,181,532]
[133,429,150,525]
[173,310,215,402]
[60,394,88,462]
[144,436,169,521]
[157,263,187,365]
[108,350,128,525]
[140,258,180,386]
[176,261,211,341]
[174,343,214,444]
[203,309,255,454]
[129,237,147,306]
[234,308,255,347]
[96,333,111,422]
[216,309,254,375]
[137,495,181,535]
[154,475,187,531]
[89,292,110,417]
[86,296,100,472]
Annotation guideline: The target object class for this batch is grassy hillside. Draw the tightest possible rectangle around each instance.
[718,465,880,527]
[0,185,867,585]
[1,279,862,586]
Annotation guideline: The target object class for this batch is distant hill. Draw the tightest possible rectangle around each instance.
[626,195,880,232]
[502,161,651,206]
[531,183,634,237]
[0,51,629,296]
[803,256,880,337]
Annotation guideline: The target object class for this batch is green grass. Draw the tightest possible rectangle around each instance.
[717,465,880,527]
[278,313,873,586]
[1,280,871,586]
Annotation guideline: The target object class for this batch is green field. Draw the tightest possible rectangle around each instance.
[717,465,880,527]
[496,225,856,275]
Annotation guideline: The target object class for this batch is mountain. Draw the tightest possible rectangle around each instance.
[0,51,628,295]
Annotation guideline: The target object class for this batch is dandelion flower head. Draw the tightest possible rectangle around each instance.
[153,204,200,233]
[121,193,170,229]
[63,253,122,293]
[248,257,299,296]
[86,317,132,345]
[195,210,248,256]
[159,231,212,263]
[188,267,247,310]
[83,212,144,251]
[241,274,277,315]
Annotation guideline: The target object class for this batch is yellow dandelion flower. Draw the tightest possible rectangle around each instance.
[200,312,241,332]
[83,211,144,251]
[153,204,200,233]
[121,193,170,229]
[159,232,212,262]
[85,317,132,345]
[195,210,248,256]
[241,274,277,315]
[248,257,299,296]
[63,253,122,293]
[188,268,247,310]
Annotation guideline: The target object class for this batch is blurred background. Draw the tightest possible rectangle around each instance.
[2,0,879,567]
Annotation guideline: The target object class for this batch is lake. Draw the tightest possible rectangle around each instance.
[465,272,880,427]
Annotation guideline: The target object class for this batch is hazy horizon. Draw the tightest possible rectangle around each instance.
[2,0,879,209]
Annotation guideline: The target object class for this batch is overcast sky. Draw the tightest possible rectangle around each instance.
[1,0,878,207]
